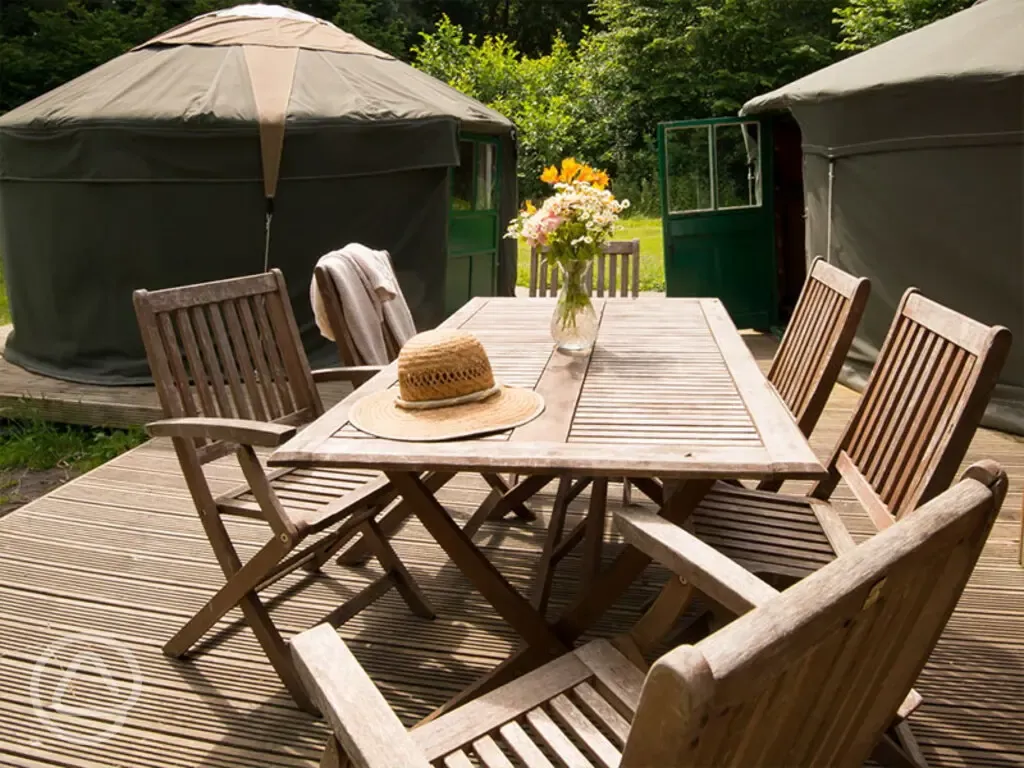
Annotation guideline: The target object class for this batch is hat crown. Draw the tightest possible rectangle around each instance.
[397,330,495,404]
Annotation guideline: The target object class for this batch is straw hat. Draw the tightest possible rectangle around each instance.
[348,329,545,441]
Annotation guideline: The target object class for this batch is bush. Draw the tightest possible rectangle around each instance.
[412,16,635,206]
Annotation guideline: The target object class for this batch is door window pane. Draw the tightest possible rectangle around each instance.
[665,125,713,214]
[451,141,474,211]
[715,122,762,209]
[475,143,497,210]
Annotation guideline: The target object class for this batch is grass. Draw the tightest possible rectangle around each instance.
[516,216,665,292]
[0,266,8,325]
[0,412,147,473]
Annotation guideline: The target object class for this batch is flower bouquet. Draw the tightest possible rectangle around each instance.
[506,159,629,355]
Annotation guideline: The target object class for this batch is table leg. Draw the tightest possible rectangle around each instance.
[554,478,713,643]
[447,478,715,708]
[531,475,573,615]
[387,471,568,656]
[578,478,608,598]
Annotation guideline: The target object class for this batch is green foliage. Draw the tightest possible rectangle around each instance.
[0,266,9,326]
[590,0,837,199]
[0,0,233,112]
[835,0,972,50]
[0,415,147,472]
[413,16,620,204]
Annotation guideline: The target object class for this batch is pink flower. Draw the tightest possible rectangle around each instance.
[542,214,563,232]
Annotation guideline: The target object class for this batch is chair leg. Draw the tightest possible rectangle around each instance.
[579,478,608,597]
[302,518,369,574]
[337,500,415,566]
[872,727,928,768]
[630,576,695,657]
[164,535,290,658]
[243,592,317,714]
[482,473,537,521]
[170,545,315,713]
[893,722,928,768]
[338,472,455,566]
[321,736,349,768]
[621,478,633,506]
[359,519,436,619]
[531,476,573,616]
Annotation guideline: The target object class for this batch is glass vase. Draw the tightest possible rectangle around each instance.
[551,260,598,355]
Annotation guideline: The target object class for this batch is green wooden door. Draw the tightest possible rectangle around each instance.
[447,136,501,315]
[658,117,776,330]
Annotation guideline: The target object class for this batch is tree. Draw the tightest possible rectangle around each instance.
[834,0,973,51]
[413,16,624,202]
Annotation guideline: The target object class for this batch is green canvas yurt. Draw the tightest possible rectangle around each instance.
[0,4,517,384]
[742,0,1024,432]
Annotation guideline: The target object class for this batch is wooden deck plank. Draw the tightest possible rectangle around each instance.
[0,332,1020,765]
[0,324,353,428]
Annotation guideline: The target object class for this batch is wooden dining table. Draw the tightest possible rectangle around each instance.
[270,296,826,703]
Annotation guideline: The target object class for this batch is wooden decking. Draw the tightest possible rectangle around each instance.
[0,324,352,428]
[0,337,1022,766]
[0,324,163,427]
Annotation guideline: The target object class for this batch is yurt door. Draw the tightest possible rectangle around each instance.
[657,117,776,329]
[446,136,501,315]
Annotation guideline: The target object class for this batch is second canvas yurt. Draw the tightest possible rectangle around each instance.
[0,4,516,384]
[741,0,1024,431]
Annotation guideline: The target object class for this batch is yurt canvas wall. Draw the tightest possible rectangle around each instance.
[743,0,1024,431]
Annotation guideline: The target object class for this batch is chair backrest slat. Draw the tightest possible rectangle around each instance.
[175,307,219,420]
[134,269,322,464]
[205,300,253,420]
[221,297,269,421]
[815,289,1010,521]
[189,305,233,417]
[529,239,641,299]
[264,272,321,415]
[621,464,1006,768]
[767,258,870,437]
[252,294,297,414]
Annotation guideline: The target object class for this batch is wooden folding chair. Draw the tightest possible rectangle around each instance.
[291,461,1006,768]
[313,262,402,368]
[133,269,434,713]
[529,239,642,299]
[690,289,1010,583]
[757,256,870,490]
[623,289,1009,759]
[530,257,869,615]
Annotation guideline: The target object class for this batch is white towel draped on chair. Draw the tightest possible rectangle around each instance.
[310,243,416,365]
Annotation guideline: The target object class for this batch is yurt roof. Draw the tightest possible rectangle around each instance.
[0,4,512,134]
[742,0,1023,114]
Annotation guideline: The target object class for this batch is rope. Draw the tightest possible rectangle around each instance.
[263,210,272,272]
[826,159,835,264]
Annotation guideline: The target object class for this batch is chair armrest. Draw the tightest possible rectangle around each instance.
[291,624,430,768]
[615,507,779,616]
[146,417,297,447]
[312,366,385,387]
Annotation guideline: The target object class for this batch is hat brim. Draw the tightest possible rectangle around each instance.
[348,386,545,442]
